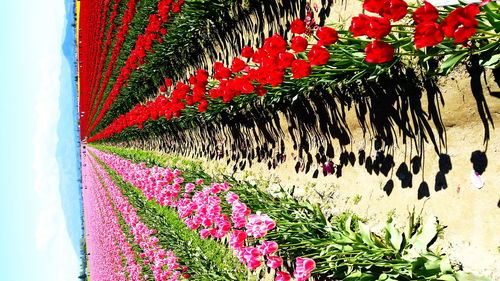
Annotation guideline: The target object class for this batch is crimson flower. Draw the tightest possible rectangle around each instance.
[291,60,311,79]
[365,40,394,63]
[290,19,306,34]
[363,0,408,21]
[251,48,267,63]
[316,26,338,45]
[380,0,408,21]
[213,62,231,80]
[231,57,247,73]
[197,100,208,112]
[263,34,287,56]
[440,4,480,43]
[278,52,295,69]
[188,75,197,84]
[192,85,206,97]
[254,85,267,96]
[196,69,208,83]
[291,36,308,53]
[233,76,254,93]
[363,0,384,14]
[412,1,439,24]
[266,70,285,87]
[172,0,184,13]
[241,46,254,58]
[350,14,391,39]
[414,22,443,49]
[307,45,330,66]
[164,78,173,87]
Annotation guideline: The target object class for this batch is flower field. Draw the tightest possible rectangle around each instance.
[78,0,499,280]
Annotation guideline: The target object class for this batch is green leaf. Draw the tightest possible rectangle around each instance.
[439,52,468,75]
[440,257,453,273]
[345,272,376,281]
[481,53,500,68]
[358,221,375,246]
[385,217,404,251]
[409,216,439,255]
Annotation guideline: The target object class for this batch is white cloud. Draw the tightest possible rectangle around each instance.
[34,205,80,281]
[30,0,81,280]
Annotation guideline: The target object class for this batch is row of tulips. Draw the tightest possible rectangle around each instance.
[91,144,494,281]
[82,0,139,135]
[82,0,186,138]
[79,0,140,139]
[89,146,316,281]
[82,150,145,280]
[92,153,251,280]
[81,0,113,108]
[87,0,500,142]
[83,148,187,281]
[78,0,109,138]
[83,0,256,139]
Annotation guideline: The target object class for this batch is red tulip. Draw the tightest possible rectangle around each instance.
[440,4,480,43]
[290,19,306,34]
[316,26,338,45]
[291,60,311,79]
[412,1,439,24]
[350,15,391,39]
[241,46,254,58]
[291,36,308,53]
[307,45,330,66]
[365,40,394,63]
[414,22,444,49]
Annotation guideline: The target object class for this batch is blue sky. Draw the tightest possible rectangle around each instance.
[0,0,81,280]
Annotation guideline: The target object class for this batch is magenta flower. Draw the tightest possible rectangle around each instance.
[293,258,316,281]
[246,214,276,238]
[275,271,291,281]
[266,256,283,268]
[259,241,278,255]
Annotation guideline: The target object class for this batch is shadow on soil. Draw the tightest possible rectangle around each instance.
[106,0,496,204]
[118,60,497,203]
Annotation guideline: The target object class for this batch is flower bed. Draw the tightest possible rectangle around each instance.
[87,144,492,281]
[83,148,187,280]
[86,0,500,142]
[82,150,145,280]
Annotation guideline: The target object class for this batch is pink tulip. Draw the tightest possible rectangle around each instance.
[276,271,291,281]
[246,214,276,238]
[293,258,316,281]
[266,256,283,268]
[225,191,239,204]
[229,230,247,249]
[259,241,278,255]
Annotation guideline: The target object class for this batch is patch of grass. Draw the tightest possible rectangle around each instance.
[352,194,362,205]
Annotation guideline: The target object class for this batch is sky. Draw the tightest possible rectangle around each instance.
[0,0,82,280]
